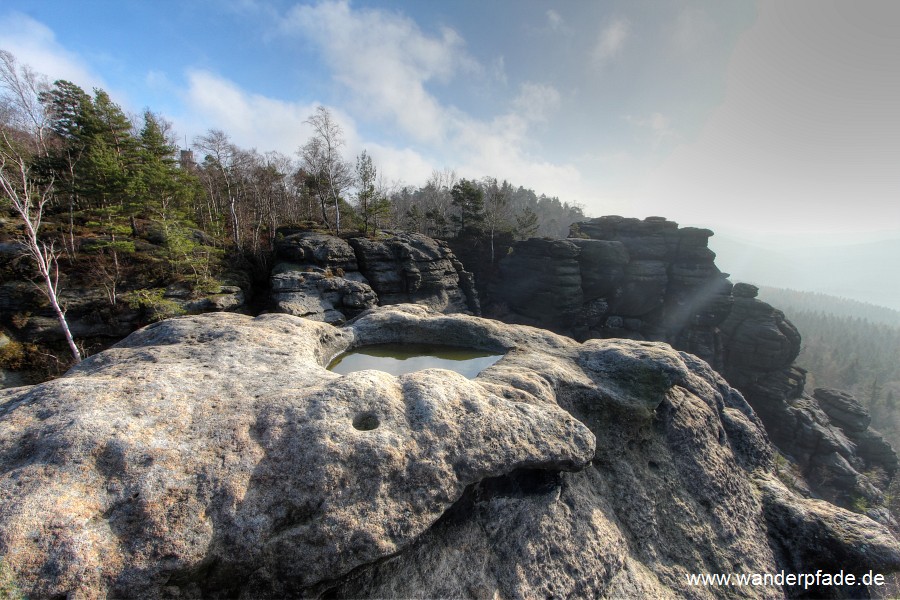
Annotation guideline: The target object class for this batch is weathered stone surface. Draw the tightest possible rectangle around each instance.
[488,238,583,329]
[569,238,628,301]
[758,474,900,597]
[349,233,478,314]
[485,215,898,514]
[275,231,359,272]
[270,232,479,322]
[2,306,897,598]
[814,387,871,433]
[720,296,801,372]
[270,267,378,324]
[489,216,732,368]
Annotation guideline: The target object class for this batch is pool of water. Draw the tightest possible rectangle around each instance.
[328,343,502,378]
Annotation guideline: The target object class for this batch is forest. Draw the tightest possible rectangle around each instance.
[757,286,900,448]
[0,50,584,342]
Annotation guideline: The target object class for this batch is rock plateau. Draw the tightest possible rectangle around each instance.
[1,306,898,598]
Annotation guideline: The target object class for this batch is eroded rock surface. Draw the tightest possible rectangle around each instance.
[272,231,479,323]
[488,216,896,512]
[2,306,897,598]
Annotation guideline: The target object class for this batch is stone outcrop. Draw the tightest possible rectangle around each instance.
[2,306,898,598]
[720,284,897,509]
[489,216,732,371]
[272,231,479,323]
[487,216,896,511]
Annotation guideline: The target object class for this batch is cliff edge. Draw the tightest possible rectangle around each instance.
[488,216,897,510]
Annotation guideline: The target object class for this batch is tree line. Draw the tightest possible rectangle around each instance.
[762,291,900,450]
[1,50,585,361]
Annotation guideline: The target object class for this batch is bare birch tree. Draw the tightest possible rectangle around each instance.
[0,133,81,362]
[1,50,81,362]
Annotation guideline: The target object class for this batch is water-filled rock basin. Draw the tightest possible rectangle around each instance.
[328,343,502,378]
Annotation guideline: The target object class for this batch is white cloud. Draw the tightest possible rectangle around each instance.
[181,69,328,155]
[0,11,106,93]
[512,82,561,123]
[592,18,630,66]
[275,1,584,198]
[546,9,564,31]
[178,69,437,187]
[279,0,479,144]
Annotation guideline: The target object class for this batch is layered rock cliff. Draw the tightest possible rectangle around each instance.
[271,231,479,323]
[2,306,897,598]
[487,216,897,511]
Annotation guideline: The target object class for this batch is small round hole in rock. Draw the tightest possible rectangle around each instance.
[353,412,380,431]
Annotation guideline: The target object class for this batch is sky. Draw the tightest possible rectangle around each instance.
[1,0,899,243]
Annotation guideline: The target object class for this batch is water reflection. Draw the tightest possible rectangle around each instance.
[328,343,502,378]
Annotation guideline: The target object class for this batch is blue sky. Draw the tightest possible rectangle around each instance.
[2,0,899,239]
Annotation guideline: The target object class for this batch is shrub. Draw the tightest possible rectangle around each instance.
[122,288,185,323]
[0,340,25,370]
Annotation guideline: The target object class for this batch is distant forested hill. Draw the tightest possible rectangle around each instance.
[757,286,900,447]
[757,286,900,328]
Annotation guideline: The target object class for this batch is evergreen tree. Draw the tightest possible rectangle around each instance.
[450,178,484,235]
[355,150,377,234]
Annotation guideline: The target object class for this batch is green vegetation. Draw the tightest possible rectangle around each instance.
[1,50,584,378]
[757,287,900,450]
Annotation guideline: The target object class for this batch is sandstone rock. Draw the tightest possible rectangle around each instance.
[269,232,479,323]
[491,217,733,368]
[568,238,627,302]
[276,231,359,271]
[720,296,801,372]
[758,474,900,597]
[488,238,583,329]
[487,215,898,514]
[348,234,477,314]
[271,268,378,324]
[814,387,871,433]
[2,306,897,598]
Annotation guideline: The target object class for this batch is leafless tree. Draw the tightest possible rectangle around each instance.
[0,131,81,362]
[194,129,240,246]
[1,51,80,362]
[299,106,351,233]
[0,50,50,155]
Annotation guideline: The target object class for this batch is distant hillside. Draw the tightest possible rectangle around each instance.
[757,286,900,328]
[709,234,900,311]
[756,287,900,448]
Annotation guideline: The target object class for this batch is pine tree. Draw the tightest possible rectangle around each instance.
[450,178,484,235]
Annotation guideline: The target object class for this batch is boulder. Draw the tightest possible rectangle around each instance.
[2,306,898,598]
[269,232,479,322]
[270,267,378,324]
[275,231,359,272]
[814,388,871,433]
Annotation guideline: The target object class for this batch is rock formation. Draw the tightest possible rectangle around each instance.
[489,216,732,371]
[488,216,896,511]
[271,231,479,323]
[2,306,898,598]
[721,284,897,509]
